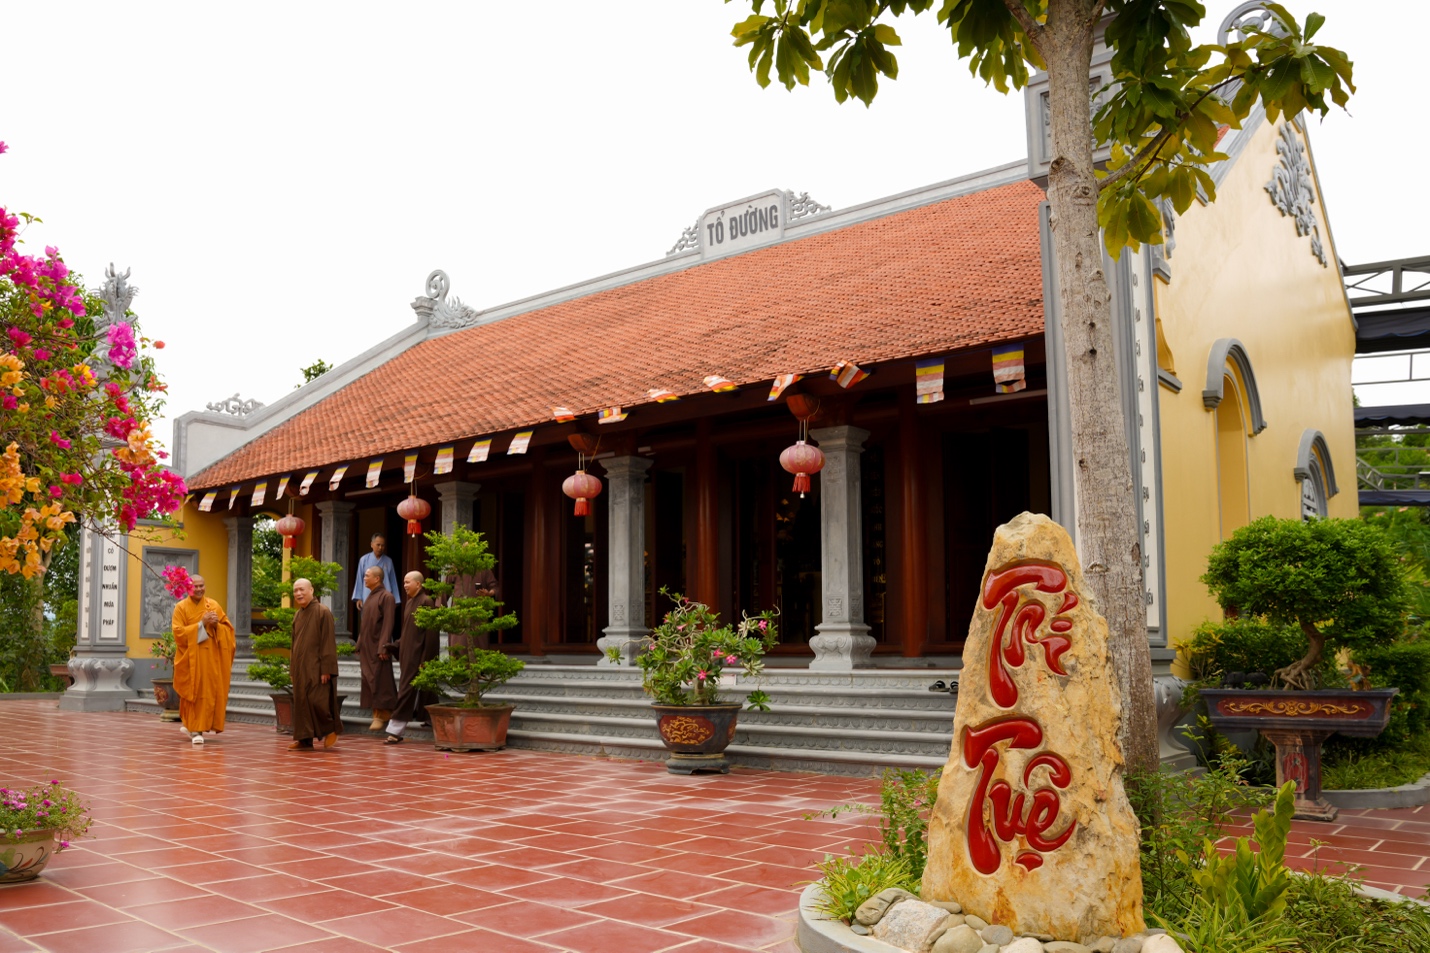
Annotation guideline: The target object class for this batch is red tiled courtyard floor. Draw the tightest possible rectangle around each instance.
[0,701,885,952]
[1,701,1425,952]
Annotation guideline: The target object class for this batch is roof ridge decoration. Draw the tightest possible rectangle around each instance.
[205,393,265,417]
[1265,122,1327,267]
[412,269,482,329]
[785,190,831,221]
[666,189,832,258]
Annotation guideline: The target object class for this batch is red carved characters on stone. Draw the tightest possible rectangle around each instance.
[963,560,1080,874]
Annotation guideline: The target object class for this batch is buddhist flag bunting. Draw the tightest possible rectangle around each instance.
[597,406,627,425]
[768,373,801,401]
[199,491,217,512]
[329,465,348,491]
[365,459,383,489]
[468,439,492,463]
[251,481,268,507]
[830,360,870,389]
[435,446,455,475]
[299,470,319,496]
[404,452,418,484]
[704,375,737,393]
[992,343,1027,394]
[276,476,290,500]
[647,388,679,403]
[227,487,239,510]
[551,407,575,423]
[916,358,945,405]
[507,431,533,455]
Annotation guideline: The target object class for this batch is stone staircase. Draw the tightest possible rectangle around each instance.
[126,660,961,775]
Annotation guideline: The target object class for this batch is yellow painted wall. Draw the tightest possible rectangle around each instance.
[1155,116,1356,649]
[122,500,231,657]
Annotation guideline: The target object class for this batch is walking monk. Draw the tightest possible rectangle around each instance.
[289,578,339,750]
[384,571,440,744]
[357,566,398,731]
[171,574,236,745]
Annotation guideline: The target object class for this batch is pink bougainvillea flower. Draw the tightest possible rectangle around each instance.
[7,327,31,348]
[1,396,14,411]
[48,431,71,450]
[0,142,8,154]
[32,348,49,361]
[60,472,83,486]
[106,322,137,370]
[48,486,62,499]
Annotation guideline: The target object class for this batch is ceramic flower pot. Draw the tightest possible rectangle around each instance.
[151,678,182,722]
[427,703,514,752]
[0,830,58,884]
[651,703,741,775]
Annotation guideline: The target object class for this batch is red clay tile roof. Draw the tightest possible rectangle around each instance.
[190,179,1045,489]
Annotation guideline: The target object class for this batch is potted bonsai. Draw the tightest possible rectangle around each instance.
[1196,516,1405,819]
[616,590,777,775]
[410,526,521,752]
[247,555,350,733]
[0,780,91,883]
[149,630,181,722]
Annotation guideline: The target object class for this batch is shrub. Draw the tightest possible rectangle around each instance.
[806,768,940,875]
[625,590,778,710]
[1351,634,1430,743]
[245,555,344,692]
[807,850,919,923]
[1181,618,1327,688]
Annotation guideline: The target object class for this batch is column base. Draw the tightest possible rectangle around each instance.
[597,628,647,667]
[808,625,876,671]
[58,653,138,712]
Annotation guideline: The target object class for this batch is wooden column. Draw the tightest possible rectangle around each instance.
[524,451,550,656]
[692,419,719,606]
[898,391,927,658]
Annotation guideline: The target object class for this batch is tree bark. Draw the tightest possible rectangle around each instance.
[1274,621,1326,692]
[1042,1,1157,772]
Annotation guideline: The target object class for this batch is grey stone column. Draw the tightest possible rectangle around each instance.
[434,481,480,535]
[223,515,254,657]
[809,426,876,670]
[60,524,137,711]
[316,500,355,636]
[597,455,652,666]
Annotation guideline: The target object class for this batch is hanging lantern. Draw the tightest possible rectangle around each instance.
[563,470,603,517]
[780,440,825,496]
[397,494,431,536]
[275,513,305,549]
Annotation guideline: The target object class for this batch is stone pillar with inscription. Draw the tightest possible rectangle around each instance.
[223,514,254,657]
[434,481,480,536]
[60,525,138,711]
[597,456,652,666]
[316,500,354,637]
[808,426,875,670]
[923,513,1145,942]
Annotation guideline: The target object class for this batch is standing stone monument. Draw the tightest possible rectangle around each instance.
[923,513,1144,941]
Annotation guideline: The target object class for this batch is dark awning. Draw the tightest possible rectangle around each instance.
[1359,489,1430,506]
[1355,305,1430,354]
[1354,404,1430,428]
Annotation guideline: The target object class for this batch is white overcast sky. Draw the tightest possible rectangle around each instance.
[2,1,1424,457]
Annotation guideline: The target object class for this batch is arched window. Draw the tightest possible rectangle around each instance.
[1294,429,1338,521]
[1204,339,1265,538]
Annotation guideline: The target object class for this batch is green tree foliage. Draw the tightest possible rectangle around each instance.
[298,359,332,386]
[246,555,346,692]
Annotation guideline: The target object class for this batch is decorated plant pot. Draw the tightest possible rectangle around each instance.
[151,678,182,722]
[1201,687,1399,821]
[0,830,58,884]
[270,692,346,735]
[650,703,741,775]
[427,704,514,752]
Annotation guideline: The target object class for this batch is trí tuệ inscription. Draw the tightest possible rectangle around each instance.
[922,512,1145,941]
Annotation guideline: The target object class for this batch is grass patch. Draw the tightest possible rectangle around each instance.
[1322,732,1430,790]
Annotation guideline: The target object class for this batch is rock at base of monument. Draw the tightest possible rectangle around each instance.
[871,899,953,949]
[1000,940,1044,953]
[855,886,919,926]
[931,923,981,953]
[663,752,729,774]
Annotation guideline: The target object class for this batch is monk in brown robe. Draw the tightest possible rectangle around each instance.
[171,574,236,745]
[384,571,440,744]
[357,566,398,730]
[289,578,339,750]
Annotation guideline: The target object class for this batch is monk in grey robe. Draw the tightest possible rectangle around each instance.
[289,578,339,750]
[357,566,398,730]
[384,571,441,744]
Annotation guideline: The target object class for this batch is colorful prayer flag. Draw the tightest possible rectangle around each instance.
[703,375,737,393]
[329,465,348,491]
[435,446,455,475]
[768,373,802,401]
[276,476,290,500]
[227,487,239,510]
[365,458,383,488]
[916,358,945,405]
[404,452,418,484]
[597,406,627,425]
[468,439,491,464]
[551,407,576,422]
[507,431,533,455]
[199,491,217,512]
[647,388,679,403]
[299,470,319,496]
[992,343,1027,394]
[251,481,267,507]
[829,360,870,389]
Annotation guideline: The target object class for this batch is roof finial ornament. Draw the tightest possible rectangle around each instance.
[1218,3,1289,45]
[98,263,137,330]
[426,269,451,302]
[414,268,480,330]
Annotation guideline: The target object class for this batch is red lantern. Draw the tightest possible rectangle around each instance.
[397,494,431,536]
[275,514,305,549]
[780,440,825,496]
[562,469,603,517]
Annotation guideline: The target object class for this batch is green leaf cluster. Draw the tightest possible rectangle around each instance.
[1187,781,1295,923]
[622,589,778,709]
[807,849,919,922]
[245,555,345,691]
[1181,617,1332,687]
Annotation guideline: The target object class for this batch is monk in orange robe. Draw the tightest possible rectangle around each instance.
[170,574,236,745]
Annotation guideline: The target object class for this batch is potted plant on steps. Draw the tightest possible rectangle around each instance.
[410,526,521,752]
[1195,516,1404,820]
[617,590,778,775]
[148,630,181,722]
[247,555,349,734]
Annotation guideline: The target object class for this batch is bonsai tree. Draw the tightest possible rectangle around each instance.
[246,554,348,692]
[150,630,176,674]
[1201,517,1409,691]
[623,590,778,711]
[410,526,521,706]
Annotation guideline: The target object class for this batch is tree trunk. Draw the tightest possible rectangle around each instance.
[1274,621,1326,692]
[1042,2,1158,772]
